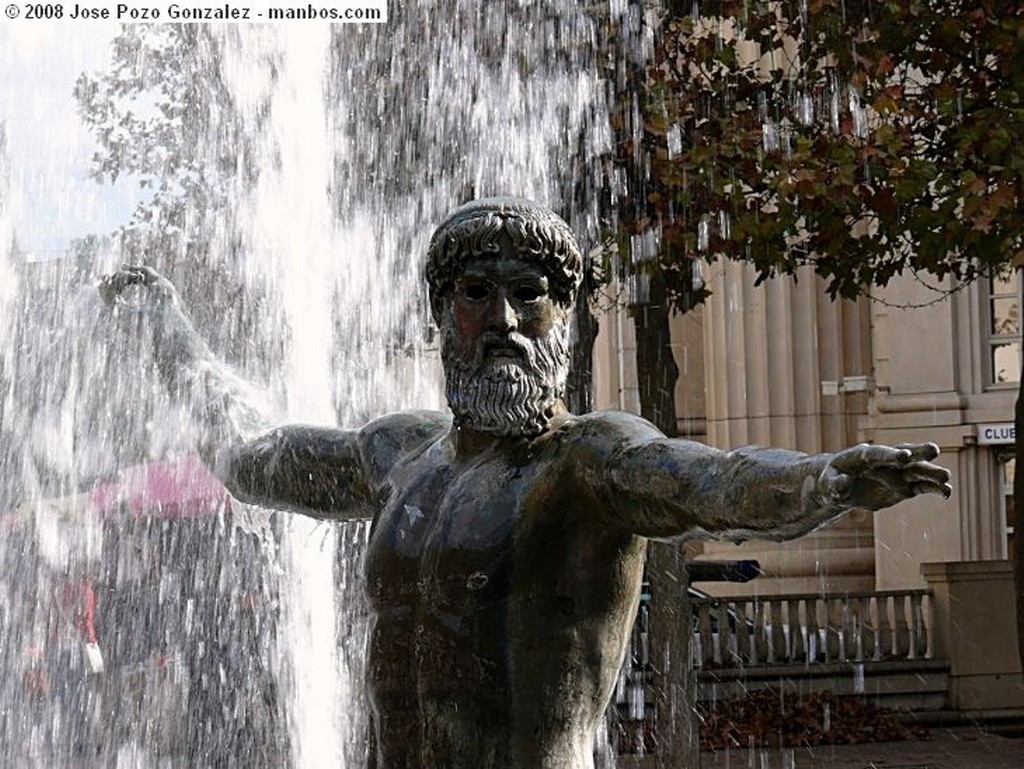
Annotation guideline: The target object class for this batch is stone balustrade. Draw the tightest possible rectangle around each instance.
[691,589,933,669]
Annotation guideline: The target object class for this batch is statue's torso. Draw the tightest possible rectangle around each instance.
[362,418,647,768]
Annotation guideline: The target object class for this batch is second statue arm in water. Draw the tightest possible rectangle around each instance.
[100,265,447,520]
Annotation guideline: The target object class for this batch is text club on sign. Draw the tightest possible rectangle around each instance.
[978,422,1015,446]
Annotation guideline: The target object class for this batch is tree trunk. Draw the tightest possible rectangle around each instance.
[633,274,680,437]
[567,271,599,417]
[632,271,698,769]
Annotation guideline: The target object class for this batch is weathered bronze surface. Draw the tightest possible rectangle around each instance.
[101,197,951,769]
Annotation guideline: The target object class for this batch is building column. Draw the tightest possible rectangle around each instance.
[695,262,877,595]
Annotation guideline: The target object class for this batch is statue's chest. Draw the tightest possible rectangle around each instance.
[365,457,534,607]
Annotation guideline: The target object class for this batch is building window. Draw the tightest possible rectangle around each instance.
[988,272,1021,384]
[998,453,1015,560]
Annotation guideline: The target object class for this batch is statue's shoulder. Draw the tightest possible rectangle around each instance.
[361,409,450,433]
[562,409,665,448]
[358,410,451,478]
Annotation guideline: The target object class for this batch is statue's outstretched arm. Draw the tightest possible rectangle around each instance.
[586,413,951,542]
[99,266,368,518]
[100,265,269,465]
[219,424,369,519]
[222,412,450,519]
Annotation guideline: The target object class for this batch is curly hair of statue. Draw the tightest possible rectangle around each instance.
[425,197,583,321]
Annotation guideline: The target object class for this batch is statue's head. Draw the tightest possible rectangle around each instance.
[426,198,583,438]
[426,197,583,323]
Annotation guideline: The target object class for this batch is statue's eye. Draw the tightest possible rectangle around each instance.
[463,283,490,301]
[514,285,544,302]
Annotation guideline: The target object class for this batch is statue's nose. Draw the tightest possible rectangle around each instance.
[488,290,518,332]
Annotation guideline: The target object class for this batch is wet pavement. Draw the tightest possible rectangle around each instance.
[699,728,1024,768]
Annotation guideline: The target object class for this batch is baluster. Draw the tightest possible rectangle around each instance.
[876,595,893,659]
[842,597,855,661]
[892,594,911,659]
[751,599,766,666]
[824,597,843,661]
[787,598,805,662]
[849,596,866,662]
[735,599,753,666]
[805,598,821,664]
[698,602,715,668]
[922,592,934,659]
[720,601,738,666]
[682,590,936,668]
[846,596,859,661]
[864,593,880,663]
[713,601,728,666]
[909,593,927,660]
[767,599,786,664]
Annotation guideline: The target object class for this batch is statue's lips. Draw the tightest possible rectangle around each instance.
[479,335,529,361]
[485,346,523,359]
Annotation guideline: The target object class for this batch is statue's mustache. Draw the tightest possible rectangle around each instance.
[472,331,534,368]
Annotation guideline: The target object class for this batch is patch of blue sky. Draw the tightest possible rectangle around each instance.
[0,24,144,260]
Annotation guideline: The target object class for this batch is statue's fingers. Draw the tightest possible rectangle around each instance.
[893,442,940,463]
[822,471,853,500]
[903,464,951,488]
[875,462,951,500]
[831,443,911,474]
[911,479,953,499]
[136,265,163,283]
[134,265,177,298]
[99,270,141,302]
[108,266,147,286]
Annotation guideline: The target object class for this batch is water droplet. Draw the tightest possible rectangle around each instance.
[718,210,731,242]
[849,85,868,138]
[667,123,683,159]
[796,91,814,126]
[762,119,779,152]
[698,215,711,252]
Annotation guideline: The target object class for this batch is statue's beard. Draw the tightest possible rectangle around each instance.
[442,318,570,438]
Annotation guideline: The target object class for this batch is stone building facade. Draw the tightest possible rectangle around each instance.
[591,263,1016,595]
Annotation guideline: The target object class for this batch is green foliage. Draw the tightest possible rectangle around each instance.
[74,25,262,253]
[616,1,1024,308]
[74,27,285,375]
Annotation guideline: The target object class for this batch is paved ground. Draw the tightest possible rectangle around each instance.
[699,728,1024,768]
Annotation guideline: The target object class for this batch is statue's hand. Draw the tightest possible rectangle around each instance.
[819,442,952,511]
[99,264,181,314]
[98,264,208,371]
